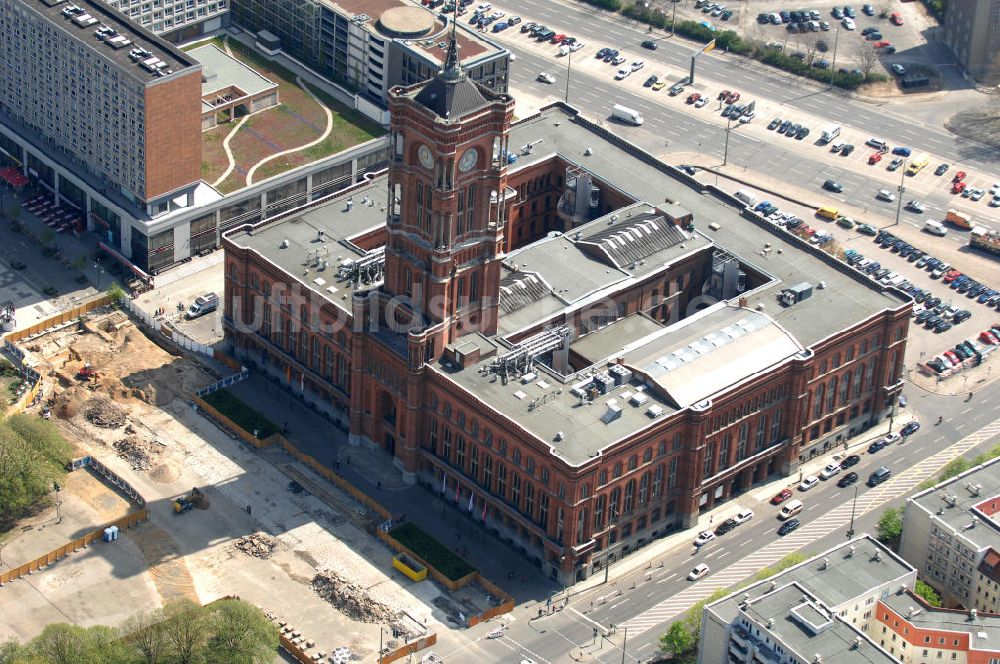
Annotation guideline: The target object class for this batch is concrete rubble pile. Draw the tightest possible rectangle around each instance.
[112,435,155,471]
[235,532,277,559]
[311,570,400,623]
[85,397,127,428]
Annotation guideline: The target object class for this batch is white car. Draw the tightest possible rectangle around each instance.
[739,111,755,124]
[876,189,895,202]
[970,188,985,201]
[820,463,841,479]
[630,60,645,72]
[991,196,1000,207]
[905,200,926,213]
[694,97,708,108]
[569,41,585,52]
[798,475,819,491]
[694,530,716,546]
[615,67,631,80]
[612,55,626,65]
[733,509,754,524]
[490,9,504,17]
[688,563,710,581]
[842,17,855,29]
[477,2,491,11]
[882,431,902,446]
[537,72,556,84]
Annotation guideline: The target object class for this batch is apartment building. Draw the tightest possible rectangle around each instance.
[100,0,229,41]
[900,457,1000,609]
[0,0,201,216]
[231,0,509,107]
[941,0,1000,84]
[700,536,916,664]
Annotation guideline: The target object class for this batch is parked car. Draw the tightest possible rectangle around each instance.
[820,463,842,479]
[901,421,920,437]
[733,509,754,524]
[694,530,716,546]
[841,454,861,468]
[771,488,794,504]
[798,475,819,491]
[823,180,843,193]
[777,519,801,536]
[935,163,949,176]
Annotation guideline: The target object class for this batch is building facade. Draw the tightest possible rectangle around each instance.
[231,0,509,107]
[941,0,1000,84]
[900,458,1000,609]
[99,0,229,41]
[222,50,910,584]
[700,536,916,664]
[0,0,202,216]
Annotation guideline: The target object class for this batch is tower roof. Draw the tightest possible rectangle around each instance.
[410,18,491,119]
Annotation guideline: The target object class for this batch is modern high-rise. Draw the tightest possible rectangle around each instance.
[899,456,1000,609]
[0,0,202,216]
[941,0,1000,83]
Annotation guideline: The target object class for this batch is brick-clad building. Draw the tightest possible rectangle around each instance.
[222,38,911,584]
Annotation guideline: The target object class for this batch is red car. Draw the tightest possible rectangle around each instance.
[687,92,702,104]
[718,89,731,101]
[953,181,968,194]
[726,91,741,104]
[869,153,882,165]
[873,40,891,48]
[771,489,794,505]
[942,269,962,283]
[980,331,999,345]
[953,171,967,182]
[890,12,903,25]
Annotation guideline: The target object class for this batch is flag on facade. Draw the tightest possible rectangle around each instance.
[481,500,487,520]
[467,492,474,512]
[441,473,446,494]
[454,481,460,502]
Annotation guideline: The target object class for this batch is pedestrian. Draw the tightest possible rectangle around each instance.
[377,480,382,490]
[709,515,714,524]
[335,459,341,470]
[246,504,252,515]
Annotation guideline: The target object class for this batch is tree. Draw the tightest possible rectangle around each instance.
[107,282,126,304]
[205,599,280,664]
[28,624,130,664]
[915,580,942,607]
[0,420,68,525]
[877,507,903,549]
[660,621,697,660]
[162,599,210,664]
[122,608,168,664]
[856,44,880,80]
[939,457,971,481]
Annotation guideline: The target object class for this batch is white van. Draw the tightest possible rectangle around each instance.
[611,104,644,125]
[820,124,841,143]
[924,220,948,237]
[779,499,803,520]
[186,292,219,319]
[735,189,757,206]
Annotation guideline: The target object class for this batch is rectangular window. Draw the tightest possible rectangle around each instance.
[668,458,677,488]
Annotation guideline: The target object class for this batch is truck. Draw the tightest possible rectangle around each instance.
[611,103,644,126]
[970,226,1000,255]
[185,292,219,319]
[819,124,841,143]
[945,209,972,230]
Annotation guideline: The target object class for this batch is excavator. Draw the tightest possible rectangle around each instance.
[173,487,206,514]
[76,363,98,381]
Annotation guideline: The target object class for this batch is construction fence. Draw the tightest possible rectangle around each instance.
[0,509,147,586]
[3,293,114,343]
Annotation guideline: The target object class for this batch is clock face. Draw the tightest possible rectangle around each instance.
[417,144,434,170]
[458,148,479,172]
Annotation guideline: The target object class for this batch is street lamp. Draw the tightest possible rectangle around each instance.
[828,28,840,86]
[53,482,61,524]
[603,507,619,584]
[722,115,734,167]
[620,625,629,664]
[892,158,907,227]
[846,484,859,538]
[564,47,572,104]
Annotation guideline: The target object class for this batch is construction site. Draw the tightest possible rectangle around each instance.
[0,306,492,662]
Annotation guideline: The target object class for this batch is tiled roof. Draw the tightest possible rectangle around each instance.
[498,271,550,316]
[577,212,690,268]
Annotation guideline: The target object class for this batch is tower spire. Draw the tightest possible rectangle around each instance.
[442,15,461,80]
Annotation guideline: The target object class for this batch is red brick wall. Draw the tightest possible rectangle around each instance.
[144,70,202,200]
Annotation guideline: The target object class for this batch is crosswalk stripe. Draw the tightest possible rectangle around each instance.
[619,420,1000,634]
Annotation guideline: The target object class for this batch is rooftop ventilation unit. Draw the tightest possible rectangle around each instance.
[853,638,862,649]
[943,494,958,507]
[646,405,663,418]
[485,326,572,383]
[601,400,623,424]
[967,483,982,496]
[779,282,813,306]
[337,247,385,285]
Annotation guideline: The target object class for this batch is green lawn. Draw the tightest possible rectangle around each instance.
[202,389,279,439]
[390,522,475,581]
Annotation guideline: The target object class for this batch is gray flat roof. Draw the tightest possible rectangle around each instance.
[189,44,278,109]
[226,181,389,313]
[570,313,664,366]
[506,106,909,347]
[882,591,1000,652]
[709,536,915,623]
[738,584,897,664]
[23,0,197,84]
[908,456,1000,551]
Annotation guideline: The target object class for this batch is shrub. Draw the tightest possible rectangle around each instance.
[202,390,279,439]
[390,522,475,581]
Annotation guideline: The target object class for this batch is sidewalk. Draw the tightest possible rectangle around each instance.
[226,374,918,608]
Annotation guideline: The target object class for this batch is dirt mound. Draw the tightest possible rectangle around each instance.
[112,435,159,471]
[85,397,127,428]
[149,462,180,484]
[235,532,278,559]
[312,570,400,624]
[53,388,87,419]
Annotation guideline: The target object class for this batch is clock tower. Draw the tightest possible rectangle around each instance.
[384,29,514,357]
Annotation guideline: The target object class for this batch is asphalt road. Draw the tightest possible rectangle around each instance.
[505,38,1000,235]
[494,0,1000,167]
[470,386,1000,664]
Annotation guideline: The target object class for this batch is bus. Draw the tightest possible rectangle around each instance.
[906,153,930,175]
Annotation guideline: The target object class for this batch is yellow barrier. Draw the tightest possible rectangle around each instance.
[5,294,113,342]
[0,509,147,586]
[392,553,428,582]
